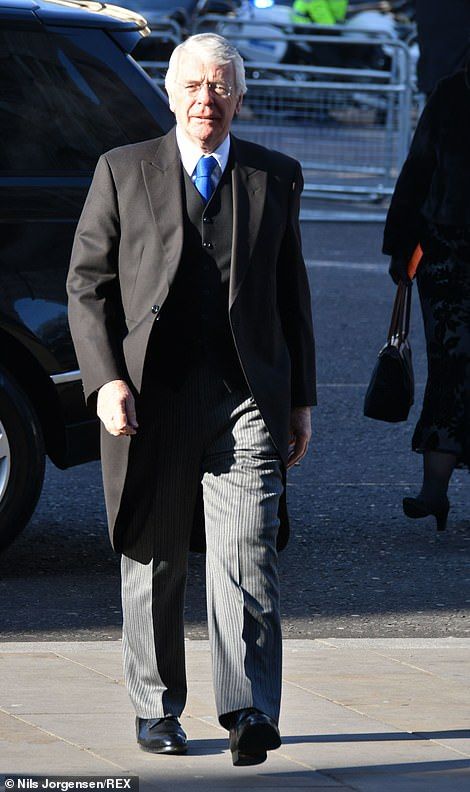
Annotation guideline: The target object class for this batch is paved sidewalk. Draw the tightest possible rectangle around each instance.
[1,639,470,791]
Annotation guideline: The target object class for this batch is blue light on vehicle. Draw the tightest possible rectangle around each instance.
[252,0,275,8]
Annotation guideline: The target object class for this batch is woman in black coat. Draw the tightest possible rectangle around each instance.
[383,65,470,530]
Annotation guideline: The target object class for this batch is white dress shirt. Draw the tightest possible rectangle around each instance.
[175,127,231,193]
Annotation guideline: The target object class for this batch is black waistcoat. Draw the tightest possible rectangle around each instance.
[146,157,246,390]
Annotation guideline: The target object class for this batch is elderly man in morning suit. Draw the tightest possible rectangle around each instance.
[67,33,316,765]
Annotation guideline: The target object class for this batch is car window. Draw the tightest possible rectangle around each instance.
[0,28,164,174]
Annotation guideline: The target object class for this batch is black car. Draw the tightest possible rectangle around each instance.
[0,0,174,552]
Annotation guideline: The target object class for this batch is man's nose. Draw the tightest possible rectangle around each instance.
[196,83,214,103]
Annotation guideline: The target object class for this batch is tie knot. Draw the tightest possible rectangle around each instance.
[195,155,217,179]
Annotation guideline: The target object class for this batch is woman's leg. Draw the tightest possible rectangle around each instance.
[419,450,457,503]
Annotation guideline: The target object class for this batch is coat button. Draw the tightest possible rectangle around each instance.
[202,241,213,249]
[151,304,160,315]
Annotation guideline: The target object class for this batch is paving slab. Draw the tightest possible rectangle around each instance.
[1,640,470,792]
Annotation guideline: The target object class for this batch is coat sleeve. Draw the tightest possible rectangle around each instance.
[277,162,317,407]
[382,83,441,260]
[67,154,127,405]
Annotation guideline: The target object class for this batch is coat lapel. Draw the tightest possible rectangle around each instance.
[229,135,267,309]
[141,128,184,287]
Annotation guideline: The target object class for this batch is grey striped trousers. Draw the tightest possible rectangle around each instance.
[120,363,283,728]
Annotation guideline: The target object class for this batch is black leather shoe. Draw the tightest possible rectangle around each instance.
[228,708,281,766]
[136,716,187,754]
[403,495,449,531]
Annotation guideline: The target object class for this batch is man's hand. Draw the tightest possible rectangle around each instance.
[97,379,138,437]
[287,406,312,469]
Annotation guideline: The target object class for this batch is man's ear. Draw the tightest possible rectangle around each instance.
[167,89,175,114]
[234,93,243,115]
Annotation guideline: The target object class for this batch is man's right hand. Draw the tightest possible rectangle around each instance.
[389,256,410,285]
[97,379,138,436]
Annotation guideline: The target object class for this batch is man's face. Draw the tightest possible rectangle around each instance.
[168,52,243,152]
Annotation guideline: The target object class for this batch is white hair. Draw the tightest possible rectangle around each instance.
[165,33,247,97]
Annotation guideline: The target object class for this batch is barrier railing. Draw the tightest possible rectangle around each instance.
[134,19,183,67]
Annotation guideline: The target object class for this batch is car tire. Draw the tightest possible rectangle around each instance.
[0,367,45,553]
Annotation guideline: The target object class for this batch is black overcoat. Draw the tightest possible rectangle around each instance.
[67,129,316,555]
[415,0,470,96]
[383,67,470,260]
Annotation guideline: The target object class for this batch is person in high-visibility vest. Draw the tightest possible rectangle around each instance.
[292,0,348,26]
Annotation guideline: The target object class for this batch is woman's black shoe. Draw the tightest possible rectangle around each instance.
[228,708,281,766]
[402,495,450,531]
[136,716,187,754]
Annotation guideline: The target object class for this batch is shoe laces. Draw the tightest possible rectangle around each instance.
[148,715,179,729]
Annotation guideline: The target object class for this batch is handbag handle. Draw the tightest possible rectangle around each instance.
[387,281,412,343]
[386,243,418,341]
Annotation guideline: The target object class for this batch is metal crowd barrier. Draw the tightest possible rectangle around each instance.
[139,15,416,219]
[148,17,182,41]
[135,19,183,67]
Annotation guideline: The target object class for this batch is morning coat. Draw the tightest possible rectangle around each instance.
[67,128,316,555]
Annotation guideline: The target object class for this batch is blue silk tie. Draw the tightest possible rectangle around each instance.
[194,155,217,202]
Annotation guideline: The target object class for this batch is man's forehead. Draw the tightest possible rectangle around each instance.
[178,54,233,79]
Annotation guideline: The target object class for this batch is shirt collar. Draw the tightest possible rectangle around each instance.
[175,127,230,178]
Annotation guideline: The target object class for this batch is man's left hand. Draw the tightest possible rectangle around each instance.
[287,406,312,469]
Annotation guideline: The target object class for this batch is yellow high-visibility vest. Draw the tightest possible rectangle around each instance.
[292,0,348,26]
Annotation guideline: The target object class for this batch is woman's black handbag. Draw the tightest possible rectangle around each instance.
[364,281,414,422]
